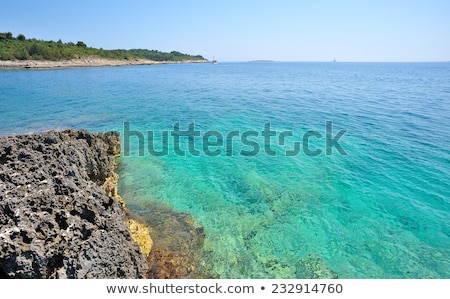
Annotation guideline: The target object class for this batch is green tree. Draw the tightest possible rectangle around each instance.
[15,48,30,60]
[0,32,14,40]
[76,41,87,48]
[28,42,40,56]
[17,33,26,41]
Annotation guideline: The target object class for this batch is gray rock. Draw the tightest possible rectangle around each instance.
[0,129,148,278]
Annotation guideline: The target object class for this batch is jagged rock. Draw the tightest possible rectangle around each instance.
[0,129,148,278]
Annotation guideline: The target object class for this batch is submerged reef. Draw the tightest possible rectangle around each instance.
[296,254,339,279]
[129,201,208,278]
[0,130,148,278]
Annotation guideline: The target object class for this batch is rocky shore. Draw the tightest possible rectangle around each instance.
[0,129,210,279]
[0,57,209,70]
[0,130,150,278]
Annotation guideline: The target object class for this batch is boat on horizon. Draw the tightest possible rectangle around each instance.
[212,56,218,64]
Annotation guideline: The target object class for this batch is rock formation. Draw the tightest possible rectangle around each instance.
[0,130,149,278]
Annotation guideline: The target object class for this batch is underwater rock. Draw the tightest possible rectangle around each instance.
[130,201,209,278]
[295,253,338,279]
[0,130,148,278]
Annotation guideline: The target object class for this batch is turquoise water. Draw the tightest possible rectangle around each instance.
[1,62,449,278]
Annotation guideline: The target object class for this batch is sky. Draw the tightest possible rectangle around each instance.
[1,0,449,62]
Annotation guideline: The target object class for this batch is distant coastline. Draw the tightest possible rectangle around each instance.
[0,31,208,70]
[249,60,275,63]
[0,57,208,70]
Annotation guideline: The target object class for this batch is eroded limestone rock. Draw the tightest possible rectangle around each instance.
[0,129,148,278]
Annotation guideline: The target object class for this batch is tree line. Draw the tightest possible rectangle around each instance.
[0,32,205,61]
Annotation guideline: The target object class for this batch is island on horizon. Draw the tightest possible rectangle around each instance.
[249,60,275,63]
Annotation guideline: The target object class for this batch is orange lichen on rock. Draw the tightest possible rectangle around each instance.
[127,219,153,256]
[102,172,126,208]
[100,135,152,258]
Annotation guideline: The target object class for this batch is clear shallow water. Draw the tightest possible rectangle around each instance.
[1,62,449,278]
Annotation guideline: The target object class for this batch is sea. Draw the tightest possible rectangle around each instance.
[1,62,449,278]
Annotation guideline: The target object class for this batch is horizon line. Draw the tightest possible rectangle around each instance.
[210,60,450,63]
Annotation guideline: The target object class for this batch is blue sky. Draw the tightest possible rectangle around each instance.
[1,0,449,61]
